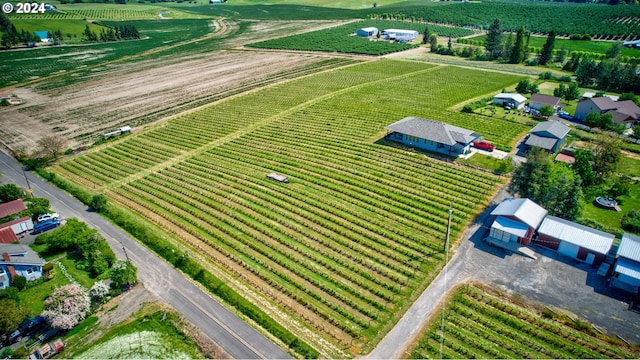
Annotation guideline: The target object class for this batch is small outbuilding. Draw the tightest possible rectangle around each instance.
[488,198,547,246]
[524,120,570,153]
[493,93,526,110]
[34,30,50,43]
[611,233,640,294]
[0,217,34,235]
[356,27,378,37]
[380,29,419,42]
[535,215,614,266]
[385,117,479,156]
[267,173,289,183]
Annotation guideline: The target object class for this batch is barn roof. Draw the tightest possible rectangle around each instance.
[385,117,477,146]
[359,27,378,32]
[0,199,26,219]
[494,93,526,103]
[614,257,640,280]
[618,233,640,262]
[538,216,614,254]
[530,120,570,139]
[0,228,18,244]
[490,198,547,229]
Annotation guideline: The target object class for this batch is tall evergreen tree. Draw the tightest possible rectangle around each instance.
[509,26,526,64]
[539,30,557,65]
[502,33,513,60]
[485,18,503,60]
[523,30,531,61]
[429,33,438,52]
[422,25,429,45]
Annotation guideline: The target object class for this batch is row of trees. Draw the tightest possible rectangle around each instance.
[509,137,623,221]
[83,24,140,42]
[485,19,558,66]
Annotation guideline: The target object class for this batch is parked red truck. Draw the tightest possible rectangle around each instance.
[29,339,65,359]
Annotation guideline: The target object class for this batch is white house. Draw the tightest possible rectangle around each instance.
[0,244,46,289]
[493,93,527,110]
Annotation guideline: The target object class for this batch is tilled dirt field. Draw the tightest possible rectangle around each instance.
[0,20,354,154]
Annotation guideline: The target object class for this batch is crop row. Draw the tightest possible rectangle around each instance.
[9,9,160,20]
[411,284,637,358]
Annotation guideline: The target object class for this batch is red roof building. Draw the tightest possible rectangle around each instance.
[0,228,18,244]
[0,199,26,219]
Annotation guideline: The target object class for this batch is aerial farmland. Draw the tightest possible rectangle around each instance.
[1,0,640,358]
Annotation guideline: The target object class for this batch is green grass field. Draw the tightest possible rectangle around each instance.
[52,59,528,357]
[0,18,217,87]
[465,34,640,59]
[410,283,639,359]
[10,19,103,43]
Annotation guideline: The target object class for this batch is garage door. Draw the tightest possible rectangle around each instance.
[558,241,580,260]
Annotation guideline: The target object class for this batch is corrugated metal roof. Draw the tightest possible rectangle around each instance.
[614,257,640,280]
[538,216,615,254]
[0,228,18,244]
[490,198,547,229]
[491,216,528,237]
[494,93,526,103]
[359,27,378,32]
[618,233,640,261]
[0,199,26,219]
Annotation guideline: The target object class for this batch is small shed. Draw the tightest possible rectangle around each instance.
[493,93,526,110]
[535,215,614,265]
[611,233,640,294]
[356,27,378,37]
[267,173,289,183]
[34,30,50,42]
[0,216,34,235]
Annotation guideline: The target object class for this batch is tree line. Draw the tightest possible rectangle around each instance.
[83,24,140,42]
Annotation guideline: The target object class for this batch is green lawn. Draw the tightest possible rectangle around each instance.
[18,263,70,315]
[456,153,512,175]
[466,34,640,59]
[11,19,103,44]
[58,255,99,289]
[618,156,640,179]
[580,181,640,234]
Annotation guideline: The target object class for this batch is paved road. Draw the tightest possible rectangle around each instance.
[370,187,640,359]
[0,152,290,360]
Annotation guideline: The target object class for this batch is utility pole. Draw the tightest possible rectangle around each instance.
[120,241,130,263]
[22,168,33,198]
[440,203,453,359]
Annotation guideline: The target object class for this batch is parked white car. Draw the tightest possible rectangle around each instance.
[37,213,59,222]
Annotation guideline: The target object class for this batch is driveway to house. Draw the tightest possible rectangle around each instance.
[0,152,290,360]
[369,186,640,359]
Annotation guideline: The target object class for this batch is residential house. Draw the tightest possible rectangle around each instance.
[529,94,561,111]
[574,97,640,129]
[535,216,614,266]
[524,120,570,152]
[0,244,46,289]
[493,93,527,110]
[385,117,479,156]
[0,199,32,235]
[611,233,640,294]
[488,198,547,246]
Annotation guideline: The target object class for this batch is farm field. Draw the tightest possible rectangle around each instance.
[7,3,203,20]
[247,20,475,55]
[409,283,639,359]
[0,23,356,154]
[52,59,529,356]
[464,34,640,59]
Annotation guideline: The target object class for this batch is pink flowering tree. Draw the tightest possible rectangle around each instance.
[42,284,90,330]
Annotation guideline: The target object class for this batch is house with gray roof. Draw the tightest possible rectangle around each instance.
[488,198,547,246]
[0,244,46,290]
[611,233,640,294]
[524,120,570,152]
[535,216,614,266]
[385,117,479,156]
[530,94,561,111]
[575,97,640,129]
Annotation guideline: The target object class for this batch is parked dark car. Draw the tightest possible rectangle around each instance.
[32,219,60,234]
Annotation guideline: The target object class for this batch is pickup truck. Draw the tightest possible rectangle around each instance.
[29,339,65,359]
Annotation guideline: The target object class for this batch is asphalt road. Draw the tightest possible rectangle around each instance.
[0,151,290,360]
